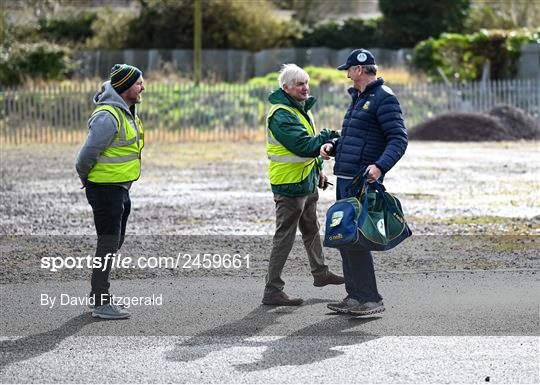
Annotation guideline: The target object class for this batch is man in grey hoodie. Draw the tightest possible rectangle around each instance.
[76,64,145,319]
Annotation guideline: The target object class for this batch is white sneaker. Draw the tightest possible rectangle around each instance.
[92,303,131,320]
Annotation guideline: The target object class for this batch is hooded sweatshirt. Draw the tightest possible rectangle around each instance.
[75,81,141,190]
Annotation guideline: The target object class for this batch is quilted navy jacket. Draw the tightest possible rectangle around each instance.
[333,78,408,178]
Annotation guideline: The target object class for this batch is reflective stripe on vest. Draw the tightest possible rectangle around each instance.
[87,105,144,183]
[266,104,318,185]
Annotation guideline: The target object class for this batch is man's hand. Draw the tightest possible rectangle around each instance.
[320,143,333,160]
[318,172,329,190]
[366,164,382,183]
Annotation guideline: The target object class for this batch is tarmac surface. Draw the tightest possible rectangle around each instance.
[1,272,538,383]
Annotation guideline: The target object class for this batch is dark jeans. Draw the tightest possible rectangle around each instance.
[85,184,131,306]
[336,177,382,303]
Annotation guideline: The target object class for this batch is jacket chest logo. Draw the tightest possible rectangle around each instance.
[362,101,370,110]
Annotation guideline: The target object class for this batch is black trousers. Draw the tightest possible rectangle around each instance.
[85,184,131,306]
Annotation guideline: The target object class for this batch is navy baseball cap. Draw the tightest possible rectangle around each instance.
[337,49,376,70]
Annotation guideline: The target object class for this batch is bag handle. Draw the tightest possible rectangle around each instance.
[371,182,406,223]
[357,181,370,226]
[356,178,406,226]
[347,169,372,226]
[345,169,370,197]
[347,168,406,226]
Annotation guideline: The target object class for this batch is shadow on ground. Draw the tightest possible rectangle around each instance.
[166,298,380,372]
[0,313,97,371]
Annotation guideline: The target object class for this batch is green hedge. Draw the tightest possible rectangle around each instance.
[247,66,348,88]
[294,18,381,49]
[38,12,97,45]
[412,29,540,81]
[0,42,78,86]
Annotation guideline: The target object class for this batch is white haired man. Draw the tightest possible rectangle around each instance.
[263,64,344,306]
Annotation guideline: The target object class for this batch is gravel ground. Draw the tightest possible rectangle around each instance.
[1,141,539,384]
[0,141,538,283]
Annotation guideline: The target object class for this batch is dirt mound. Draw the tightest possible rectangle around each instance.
[409,113,508,141]
[488,105,539,140]
[410,105,539,141]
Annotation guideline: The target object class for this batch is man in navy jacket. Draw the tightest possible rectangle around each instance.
[321,49,408,316]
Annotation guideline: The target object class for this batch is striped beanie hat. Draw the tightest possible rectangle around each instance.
[110,64,142,94]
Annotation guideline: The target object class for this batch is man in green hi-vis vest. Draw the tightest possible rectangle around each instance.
[263,64,345,306]
[76,64,145,320]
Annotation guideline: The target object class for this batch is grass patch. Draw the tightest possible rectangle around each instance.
[144,142,266,167]
[174,218,206,225]
[402,193,437,199]
[464,258,502,270]
[442,216,523,225]
[248,219,274,225]
[432,216,539,236]
[487,236,540,252]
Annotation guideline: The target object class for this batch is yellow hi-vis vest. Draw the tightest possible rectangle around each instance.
[266,104,318,185]
[87,105,144,183]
